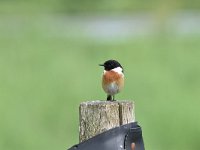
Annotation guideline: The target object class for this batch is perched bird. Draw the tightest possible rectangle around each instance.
[99,60,124,101]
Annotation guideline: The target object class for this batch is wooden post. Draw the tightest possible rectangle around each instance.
[79,100,135,142]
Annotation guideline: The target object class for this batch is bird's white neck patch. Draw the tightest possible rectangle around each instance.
[103,67,123,75]
[112,67,123,74]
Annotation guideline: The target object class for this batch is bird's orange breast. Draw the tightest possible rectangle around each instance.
[102,71,122,83]
[102,71,124,94]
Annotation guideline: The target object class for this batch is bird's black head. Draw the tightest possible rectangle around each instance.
[99,60,123,71]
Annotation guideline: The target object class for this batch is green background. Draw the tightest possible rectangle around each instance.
[0,0,200,150]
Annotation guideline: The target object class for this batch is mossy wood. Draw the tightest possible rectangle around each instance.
[79,100,135,142]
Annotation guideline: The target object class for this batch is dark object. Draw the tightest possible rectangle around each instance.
[107,95,112,101]
[68,122,145,150]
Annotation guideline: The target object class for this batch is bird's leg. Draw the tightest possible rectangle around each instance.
[107,95,112,101]
[112,95,116,101]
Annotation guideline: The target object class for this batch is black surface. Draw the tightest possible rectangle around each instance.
[68,122,145,150]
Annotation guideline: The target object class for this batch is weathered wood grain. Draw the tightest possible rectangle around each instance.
[79,100,135,142]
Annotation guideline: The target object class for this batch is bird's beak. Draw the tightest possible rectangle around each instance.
[99,64,104,66]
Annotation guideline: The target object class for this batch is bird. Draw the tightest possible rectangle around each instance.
[99,60,124,101]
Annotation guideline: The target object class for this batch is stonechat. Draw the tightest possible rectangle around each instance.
[99,60,124,101]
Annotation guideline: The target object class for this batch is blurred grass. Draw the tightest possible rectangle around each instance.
[0,0,200,14]
[0,14,200,150]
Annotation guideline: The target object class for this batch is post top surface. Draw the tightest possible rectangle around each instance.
[80,100,134,106]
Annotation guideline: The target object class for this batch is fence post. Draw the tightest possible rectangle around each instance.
[79,100,135,142]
